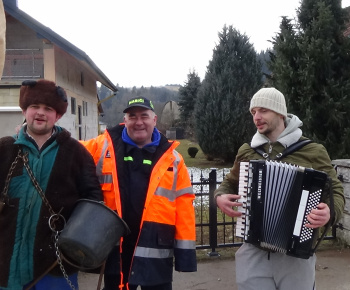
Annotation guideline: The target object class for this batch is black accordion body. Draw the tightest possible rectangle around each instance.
[236,160,328,259]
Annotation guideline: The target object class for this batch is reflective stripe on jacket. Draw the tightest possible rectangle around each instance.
[82,125,197,286]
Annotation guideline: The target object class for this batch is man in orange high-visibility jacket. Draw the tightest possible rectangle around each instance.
[82,97,197,290]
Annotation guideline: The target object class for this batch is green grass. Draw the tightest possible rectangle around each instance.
[175,139,232,169]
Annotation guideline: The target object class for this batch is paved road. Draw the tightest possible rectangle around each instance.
[78,246,350,290]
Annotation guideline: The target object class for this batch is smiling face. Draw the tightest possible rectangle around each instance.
[124,107,157,147]
[251,107,285,142]
[23,103,61,138]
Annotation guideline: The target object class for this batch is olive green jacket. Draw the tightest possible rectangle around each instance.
[215,114,345,226]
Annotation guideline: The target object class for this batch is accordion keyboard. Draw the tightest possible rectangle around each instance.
[235,161,251,239]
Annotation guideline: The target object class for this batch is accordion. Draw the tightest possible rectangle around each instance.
[236,160,328,259]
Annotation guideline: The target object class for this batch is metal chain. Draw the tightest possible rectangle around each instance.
[54,231,76,290]
[19,149,64,231]
[3,148,76,289]
[20,150,75,288]
[21,151,56,216]
[0,148,23,206]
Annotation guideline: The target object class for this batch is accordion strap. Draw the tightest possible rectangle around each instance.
[253,139,312,160]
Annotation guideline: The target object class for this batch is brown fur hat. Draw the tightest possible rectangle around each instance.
[19,79,68,116]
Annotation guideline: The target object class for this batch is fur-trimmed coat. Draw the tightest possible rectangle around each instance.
[0,127,102,289]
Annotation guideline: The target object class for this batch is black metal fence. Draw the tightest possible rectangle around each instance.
[190,168,337,255]
[190,168,242,255]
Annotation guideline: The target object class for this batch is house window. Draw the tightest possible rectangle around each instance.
[71,97,76,115]
[83,101,88,116]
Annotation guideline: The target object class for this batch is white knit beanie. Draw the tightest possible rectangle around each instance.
[249,87,287,118]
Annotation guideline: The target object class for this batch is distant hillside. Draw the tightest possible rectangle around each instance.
[98,85,180,128]
[164,85,180,91]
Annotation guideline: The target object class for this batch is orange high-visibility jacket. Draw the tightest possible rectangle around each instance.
[82,125,197,286]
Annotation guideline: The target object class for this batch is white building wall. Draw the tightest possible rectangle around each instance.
[56,95,99,141]
[0,107,24,138]
[84,100,99,139]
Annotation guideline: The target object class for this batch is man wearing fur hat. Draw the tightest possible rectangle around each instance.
[0,79,103,289]
[215,87,344,290]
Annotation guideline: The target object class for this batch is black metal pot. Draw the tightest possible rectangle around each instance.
[58,199,130,269]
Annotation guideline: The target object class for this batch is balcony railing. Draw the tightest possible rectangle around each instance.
[2,48,43,79]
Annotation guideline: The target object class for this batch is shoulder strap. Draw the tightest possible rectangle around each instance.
[253,147,269,159]
[253,139,313,160]
[276,139,312,160]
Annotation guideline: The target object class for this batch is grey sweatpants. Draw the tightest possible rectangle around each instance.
[235,243,316,290]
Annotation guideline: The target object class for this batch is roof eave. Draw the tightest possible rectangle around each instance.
[4,2,118,92]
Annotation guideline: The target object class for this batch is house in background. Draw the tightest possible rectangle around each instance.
[0,0,117,139]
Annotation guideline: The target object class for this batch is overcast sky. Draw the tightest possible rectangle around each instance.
[17,1,350,88]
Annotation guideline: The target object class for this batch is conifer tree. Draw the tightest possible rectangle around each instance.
[194,25,263,162]
[269,0,350,158]
[178,71,201,137]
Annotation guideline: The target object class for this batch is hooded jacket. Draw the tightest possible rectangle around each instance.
[215,114,344,235]
[82,124,197,287]
[0,126,102,289]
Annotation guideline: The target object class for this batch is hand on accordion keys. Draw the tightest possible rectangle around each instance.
[305,202,330,229]
[216,194,243,217]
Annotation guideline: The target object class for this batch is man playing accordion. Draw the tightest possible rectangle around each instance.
[215,87,344,290]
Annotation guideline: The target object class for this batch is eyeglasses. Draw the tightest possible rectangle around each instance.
[21,80,67,102]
